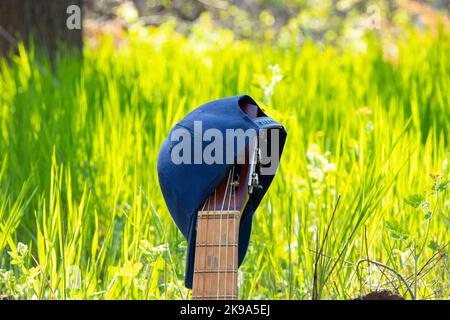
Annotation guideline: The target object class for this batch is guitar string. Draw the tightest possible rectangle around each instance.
[201,196,211,298]
[232,171,237,299]
[217,169,232,299]
[194,201,203,298]
[224,165,235,299]
[203,188,216,299]
[209,189,216,298]
[196,168,234,299]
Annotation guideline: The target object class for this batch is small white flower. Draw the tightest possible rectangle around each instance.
[262,64,283,101]
[365,120,374,132]
[150,244,168,253]
[324,163,336,172]
[444,200,450,210]
[421,200,431,211]
[17,242,28,256]
[309,168,324,182]
[308,202,317,210]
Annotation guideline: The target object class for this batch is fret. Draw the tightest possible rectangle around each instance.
[198,210,240,215]
[198,215,240,219]
[195,243,238,247]
[194,269,238,273]
[193,273,237,297]
[192,294,237,299]
[198,211,240,219]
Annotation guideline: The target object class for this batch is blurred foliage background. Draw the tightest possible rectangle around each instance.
[84,0,449,46]
[0,0,449,300]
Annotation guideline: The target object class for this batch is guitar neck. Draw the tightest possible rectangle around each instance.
[191,103,260,300]
[192,210,240,300]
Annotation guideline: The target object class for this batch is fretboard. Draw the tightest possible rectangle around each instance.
[190,102,259,300]
[192,210,240,300]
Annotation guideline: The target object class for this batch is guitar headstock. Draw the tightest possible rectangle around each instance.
[200,103,262,214]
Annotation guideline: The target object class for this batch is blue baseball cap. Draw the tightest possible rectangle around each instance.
[157,95,287,288]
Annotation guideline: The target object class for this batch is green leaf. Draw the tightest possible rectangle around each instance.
[390,232,401,240]
[386,221,409,241]
[385,220,399,231]
[10,258,23,265]
[428,241,438,251]
[437,180,449,192]
[443,217,450,229]
[404,194,425,208]
[389,231,409,241]
[424,211,432,220]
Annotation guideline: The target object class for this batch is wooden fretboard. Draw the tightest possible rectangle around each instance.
[192,210,240,300]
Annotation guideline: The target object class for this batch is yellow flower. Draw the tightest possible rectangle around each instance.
[252,74,268,88]
[118,261,143,277]
[355,106,372,116]
[429,172,443,180]
[316,130,325,138]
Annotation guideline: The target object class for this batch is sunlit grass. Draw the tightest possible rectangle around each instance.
[0,26,449,299]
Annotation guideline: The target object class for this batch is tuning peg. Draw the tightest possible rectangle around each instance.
[253,184,264,197]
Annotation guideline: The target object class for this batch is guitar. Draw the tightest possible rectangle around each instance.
[191,103,261,300]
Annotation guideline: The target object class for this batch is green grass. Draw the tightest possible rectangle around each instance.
[0,25,449,299]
